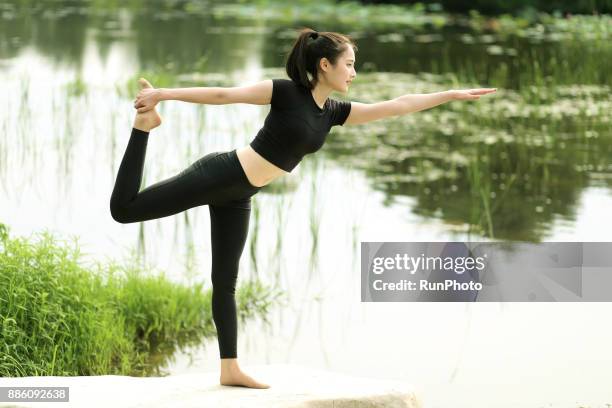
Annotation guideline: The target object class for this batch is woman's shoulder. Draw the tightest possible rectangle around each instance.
[272,78,302,91]
[271,78,305,108]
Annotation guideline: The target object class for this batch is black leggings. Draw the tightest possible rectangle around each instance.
[109,127,262,359]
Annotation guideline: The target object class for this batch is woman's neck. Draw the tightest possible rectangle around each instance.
[311,82,332,109]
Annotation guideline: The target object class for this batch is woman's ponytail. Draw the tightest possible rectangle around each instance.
[285,27,357,90]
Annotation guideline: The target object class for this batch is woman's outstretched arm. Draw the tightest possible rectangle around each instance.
[134,84,225,112]
[159,87,227,105]
[344,88,497,126]
[134,77,272,112]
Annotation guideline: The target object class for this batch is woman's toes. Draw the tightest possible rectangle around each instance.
[138,78,153,89]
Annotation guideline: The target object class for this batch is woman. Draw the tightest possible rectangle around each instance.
[110,27,496,389]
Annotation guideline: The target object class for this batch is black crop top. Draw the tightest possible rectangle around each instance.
[249,78,352,172]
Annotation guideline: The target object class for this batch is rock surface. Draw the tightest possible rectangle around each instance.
[0,364,421,408]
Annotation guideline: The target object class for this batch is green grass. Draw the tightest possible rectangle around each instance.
[0,222,285,377]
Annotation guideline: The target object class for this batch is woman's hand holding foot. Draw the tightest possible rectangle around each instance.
[133,78,162,132]
[134,79,162,113]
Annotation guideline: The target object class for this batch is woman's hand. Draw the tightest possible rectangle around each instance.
[450,88,497,100]
[133,84,162,113]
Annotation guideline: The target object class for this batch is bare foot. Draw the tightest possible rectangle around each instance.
[219,359,270,389]
[133,78,162,132]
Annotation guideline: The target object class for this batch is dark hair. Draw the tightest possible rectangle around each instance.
[285,27,358,90]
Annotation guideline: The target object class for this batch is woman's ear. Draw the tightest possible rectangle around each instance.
[319,57,331,72]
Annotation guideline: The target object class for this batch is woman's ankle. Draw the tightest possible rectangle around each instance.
[133,115,152,132]
[133,110,161,132]
[133,123,151,132]
[220,358,239,372]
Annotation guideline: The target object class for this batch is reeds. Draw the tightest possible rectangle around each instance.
[0,223,283,377]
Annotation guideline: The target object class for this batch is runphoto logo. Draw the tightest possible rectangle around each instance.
[371,253,486,275]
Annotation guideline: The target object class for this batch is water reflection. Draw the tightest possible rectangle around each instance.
[324,72,611,240]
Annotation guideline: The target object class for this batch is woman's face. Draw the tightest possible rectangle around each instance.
[319,46,357,93]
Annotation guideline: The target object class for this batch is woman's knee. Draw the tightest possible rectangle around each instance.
[211,269,238,294]
[110,200,136,224]
[212,281,238,295]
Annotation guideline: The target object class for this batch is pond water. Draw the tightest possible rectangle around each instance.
[1,2,611,407]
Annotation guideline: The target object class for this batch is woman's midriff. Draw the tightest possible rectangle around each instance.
[235,145,288,187]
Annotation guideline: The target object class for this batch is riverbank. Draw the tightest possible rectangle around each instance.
[0,224,283,377]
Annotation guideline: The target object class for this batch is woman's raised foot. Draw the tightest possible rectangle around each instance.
[133,78,162,132]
